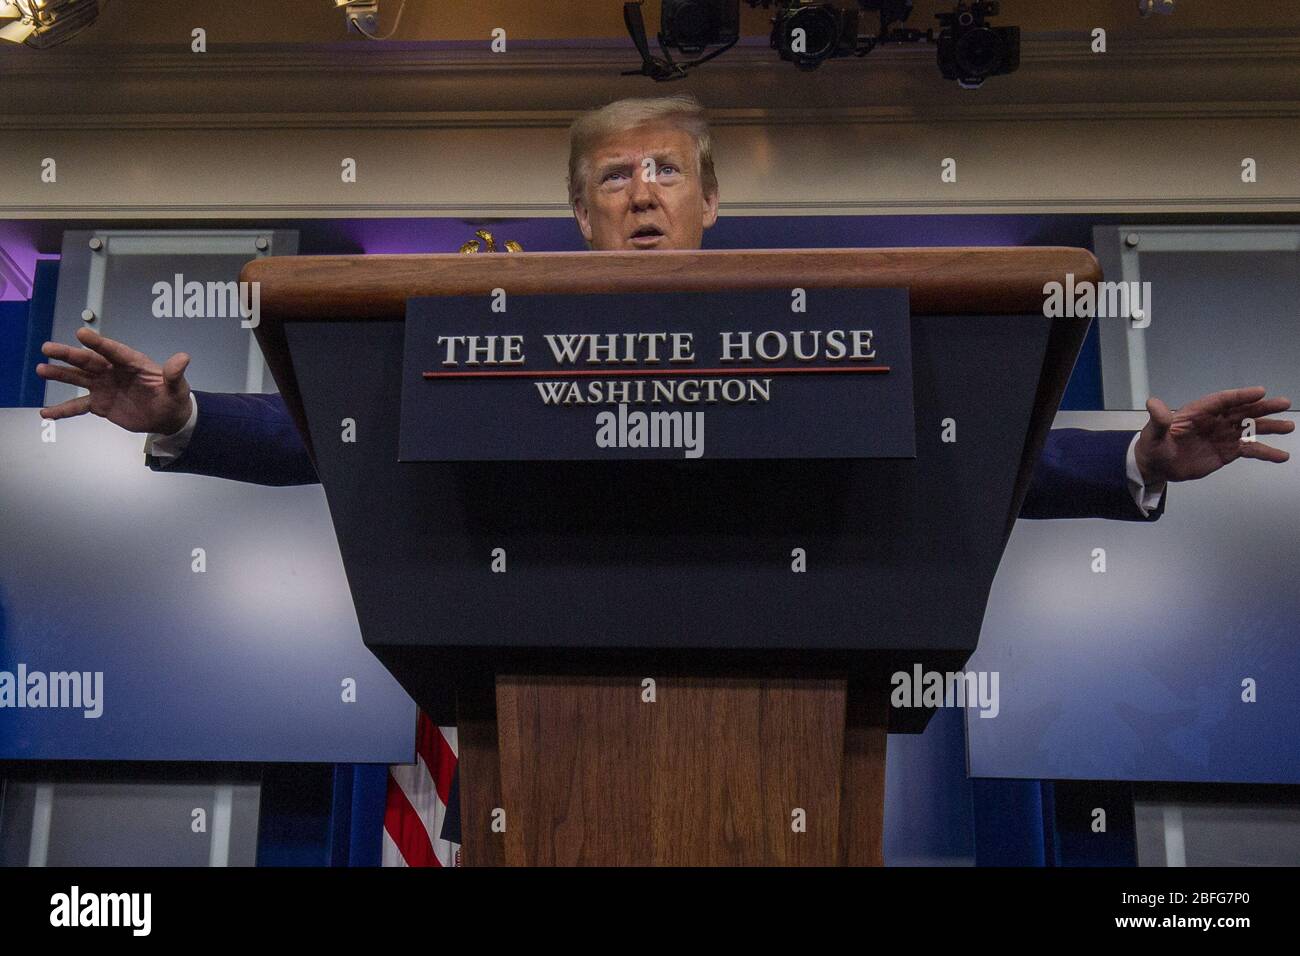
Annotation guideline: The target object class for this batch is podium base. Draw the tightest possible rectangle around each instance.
[458,674,886,866]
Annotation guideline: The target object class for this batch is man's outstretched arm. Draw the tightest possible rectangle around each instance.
[146,391,318,486]
[1020,386,1292,520]
[39,330,1289,501]
[1021,428,1161,521]
[37,327,319,486]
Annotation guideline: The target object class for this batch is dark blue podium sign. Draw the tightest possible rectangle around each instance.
[399,288,914,461]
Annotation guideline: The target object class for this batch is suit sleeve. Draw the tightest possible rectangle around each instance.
[1019,428,1165,521]
[146,390,320,486]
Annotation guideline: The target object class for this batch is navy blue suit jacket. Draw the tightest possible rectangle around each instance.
[149,391,1165,521]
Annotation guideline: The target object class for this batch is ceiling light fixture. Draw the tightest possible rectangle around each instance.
[1,0,102,48]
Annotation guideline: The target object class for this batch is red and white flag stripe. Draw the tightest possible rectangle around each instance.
[382,713,460,867]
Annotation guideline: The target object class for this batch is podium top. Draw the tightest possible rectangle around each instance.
[247,248,1096,520]
[241,247,1100,320]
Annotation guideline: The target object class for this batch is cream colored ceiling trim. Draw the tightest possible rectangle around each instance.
[5,102,1300,131]
[2,32,1297,118]
[2,28,1295,220]
[3,33,1298,72]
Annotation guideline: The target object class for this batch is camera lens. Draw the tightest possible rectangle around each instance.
[955,27,1006,76]
[785,6,839,59]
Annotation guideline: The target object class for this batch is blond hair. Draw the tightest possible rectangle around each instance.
[566,94,718,206]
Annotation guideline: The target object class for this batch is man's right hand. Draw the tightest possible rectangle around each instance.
[37,326,193,435]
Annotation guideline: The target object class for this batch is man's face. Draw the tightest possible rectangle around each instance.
[573,121,719,251]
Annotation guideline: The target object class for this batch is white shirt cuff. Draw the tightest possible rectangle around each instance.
[1125,430,1165,517]
[143,393,199,462]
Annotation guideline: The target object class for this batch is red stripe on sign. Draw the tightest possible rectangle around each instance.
[423,365,890,379]
[415,712,457,807]
[384,771,441,868]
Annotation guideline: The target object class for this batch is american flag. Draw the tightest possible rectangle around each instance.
[382,711,461,867]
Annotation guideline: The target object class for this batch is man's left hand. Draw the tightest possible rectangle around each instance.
[1135,386,1293,487]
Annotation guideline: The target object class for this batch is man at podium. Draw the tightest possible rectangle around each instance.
[35,95,1292,510]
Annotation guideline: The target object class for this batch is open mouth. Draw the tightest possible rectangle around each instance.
[629,226,664,246]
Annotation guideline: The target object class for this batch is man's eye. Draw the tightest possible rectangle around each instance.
[658,165,680,175]
[603,171,628,183]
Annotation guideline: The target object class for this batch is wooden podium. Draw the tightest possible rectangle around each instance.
[246,248,1096,866]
